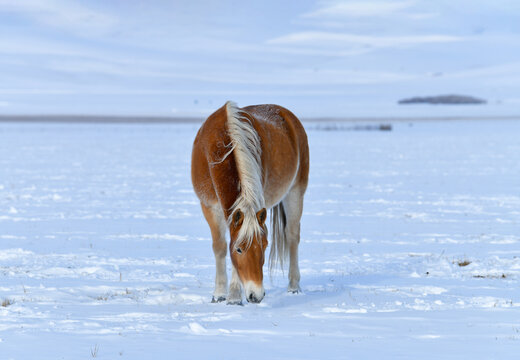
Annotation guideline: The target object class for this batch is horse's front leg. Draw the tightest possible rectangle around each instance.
[227,265,243,305]
[200,203,228,302]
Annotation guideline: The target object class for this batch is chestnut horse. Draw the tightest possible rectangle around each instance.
[191,101,309,304]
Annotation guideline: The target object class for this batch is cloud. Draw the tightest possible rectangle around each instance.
[0,89,76,95]
[444,62,520,87]
[0,88,354,96]
[173,68,416,86]
[448,62,520,79]
[0,35,87,56]
[298,1,439,29]
[267,31,463,49]
[303,1,415,18]
[0,0,117,35]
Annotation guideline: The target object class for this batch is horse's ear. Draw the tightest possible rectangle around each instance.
[233,209,244,227]
[256,208,267,226]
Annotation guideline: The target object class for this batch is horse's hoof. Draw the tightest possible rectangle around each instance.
[226,299,243,306]
[288,287,301,294]
[211,296,226,303]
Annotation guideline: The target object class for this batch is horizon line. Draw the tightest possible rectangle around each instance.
[0,114,519,123]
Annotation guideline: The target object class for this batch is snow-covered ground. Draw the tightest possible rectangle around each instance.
[1,119,519,359]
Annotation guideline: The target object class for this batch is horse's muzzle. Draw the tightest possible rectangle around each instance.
[244,281,265,303]
[247,291,265,303]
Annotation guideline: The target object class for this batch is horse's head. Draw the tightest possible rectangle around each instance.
[229,208,268,303]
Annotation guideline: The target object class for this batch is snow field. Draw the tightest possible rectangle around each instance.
[1,120,519,359]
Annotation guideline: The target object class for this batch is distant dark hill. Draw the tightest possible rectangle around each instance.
[398,95,487,105]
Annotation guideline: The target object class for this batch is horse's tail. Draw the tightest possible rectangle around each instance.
[269,201,288,273]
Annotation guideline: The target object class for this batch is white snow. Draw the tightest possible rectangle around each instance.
[0,120,519,359]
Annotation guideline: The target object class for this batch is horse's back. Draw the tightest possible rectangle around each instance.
[243,104,309,206]
[191,103,309,210]
[245,104,308,158]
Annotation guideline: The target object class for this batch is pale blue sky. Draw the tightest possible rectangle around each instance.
[1,0,519,117]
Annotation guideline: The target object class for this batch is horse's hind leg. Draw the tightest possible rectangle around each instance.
[283,187,305,293]
[200,203,228,302]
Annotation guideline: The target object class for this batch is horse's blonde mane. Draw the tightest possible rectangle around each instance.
[224,101,265,250]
